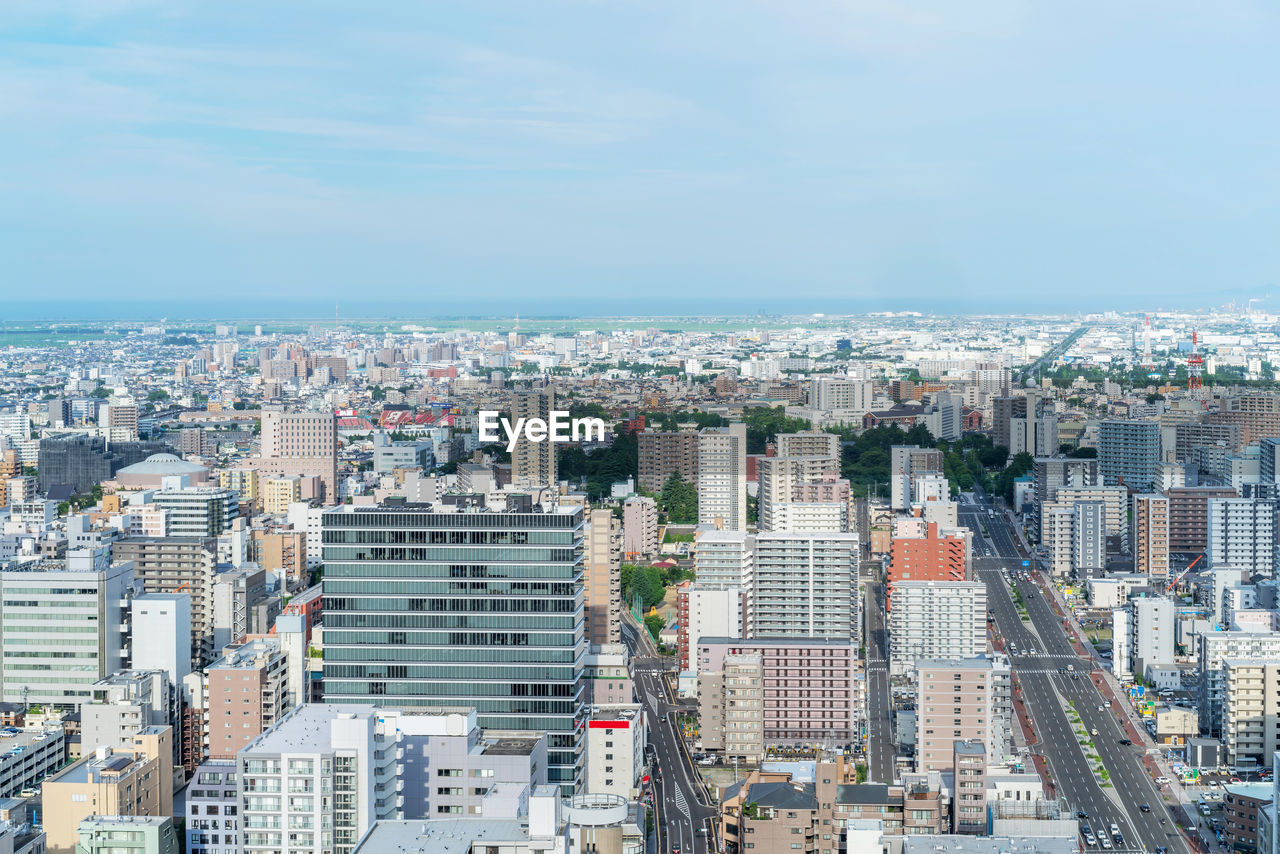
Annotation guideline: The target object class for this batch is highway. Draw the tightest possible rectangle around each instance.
[622,617,717,854]
[960,497,1189,854]
[864,580,896,783]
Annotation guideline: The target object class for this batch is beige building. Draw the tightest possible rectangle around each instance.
[584,508,622,645]
[206,639,289,760]
[261,475,301,515]
[1133,493,1170,579]
[253,529,308,588]
[916,657,1011,774]
[757,455,839,532]
[776,431,840,459]
[637,429,699,493]
[697,653,763,764]
[952,740,989,834]
[621,495,658,558]
[219,466,260,507]
[103,404,139,441]
[42,726,174,854]
[510,390,556,490]
[1040,484,1128,541]
[258,407,338,504]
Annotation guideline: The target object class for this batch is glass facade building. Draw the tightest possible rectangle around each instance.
[321,503,586,789]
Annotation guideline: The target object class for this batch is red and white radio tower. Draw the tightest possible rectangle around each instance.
[1187,330,1204,390]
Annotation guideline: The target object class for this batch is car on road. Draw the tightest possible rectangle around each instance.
[1099,836,1112,849]
[1097,705,1106,711]
[696,756,716,766]
[1077,812,1088,819]
[1083,832,1097,846]
[1155,776,1171,785]
[1090,728,1099,736]
[670,846,680,854]
[1118,738,1131,745]
[1140,804,1151,812]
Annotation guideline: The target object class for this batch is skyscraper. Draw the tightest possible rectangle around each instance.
[511,390,556,490]
[698,423,747,531]
[1133,493,1170,579]
[321,503,586,789]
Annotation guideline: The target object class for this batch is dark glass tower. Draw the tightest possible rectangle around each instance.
[321,503,586,789]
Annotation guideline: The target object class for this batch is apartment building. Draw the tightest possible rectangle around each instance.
[915,657,1012,774]
[1208,497,1276,575]
[698,423,747,531]
[752,532,860,640]
[584,508,621,645]
[887,523,968,606]
[621,495,658,558]
[238,706,397,854]
[636,430,698,493]
[152,486,239,537]
[114,536,218,667]
[698,637,860,745]
[1167,486,1240,553]
[757,455,839,532]
[510,390,556,490]
[42,727,174,854]
[698,653,764,764]
[1133,493,1170,578]
[776,431,840,459]
[1198,631,1280,736]
[206,639,290,760]
[889,581,987,675]
[1222,659,1280,772]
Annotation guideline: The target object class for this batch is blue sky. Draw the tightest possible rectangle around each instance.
[1,1,1277,314]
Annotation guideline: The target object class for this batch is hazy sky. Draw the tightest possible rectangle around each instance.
[2,1,1277,313]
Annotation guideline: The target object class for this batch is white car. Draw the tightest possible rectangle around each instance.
[1097,705,1106,711]
[1155,776,1171,784]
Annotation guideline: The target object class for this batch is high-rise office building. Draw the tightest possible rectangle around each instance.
[698,423,747,531]
[1098,419,1161,491]
[321,503,586,789]
[0,550,133,708]
[258,407,338,504]
[1133,494,1170,578]
[511,390,556,489]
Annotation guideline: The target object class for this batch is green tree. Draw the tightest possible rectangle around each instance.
[147,389,169,402]
[643,614,665,642]
[659,473,698,523]
[90,385,111,399]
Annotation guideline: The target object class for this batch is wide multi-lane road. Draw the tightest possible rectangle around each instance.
[960,497,1188,854]
[622,617,717,854]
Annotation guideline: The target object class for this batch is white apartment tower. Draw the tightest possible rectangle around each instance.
[698,423,747,531]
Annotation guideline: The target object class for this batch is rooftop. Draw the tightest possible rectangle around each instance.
[902,837,1080,854]
[352,818,549,854]
[117,453,208,476]
[481,737,540,757]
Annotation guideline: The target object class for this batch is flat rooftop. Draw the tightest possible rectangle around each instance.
[902,838,1080,854]
[481,737,540,757]
[353,818,542,854]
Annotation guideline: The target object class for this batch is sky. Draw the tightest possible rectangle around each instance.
[1,1,1278,315]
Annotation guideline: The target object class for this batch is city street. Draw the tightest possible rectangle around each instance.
[622,617,718,854]
[960,498,1191,854]
[864,581,897,783]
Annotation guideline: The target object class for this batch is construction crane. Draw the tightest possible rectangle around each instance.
[1164,554,1204,595]
[1187,329,1204,390]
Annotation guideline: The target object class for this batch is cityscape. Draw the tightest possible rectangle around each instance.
[5,3,1280,854]
[0,307,1278,854]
